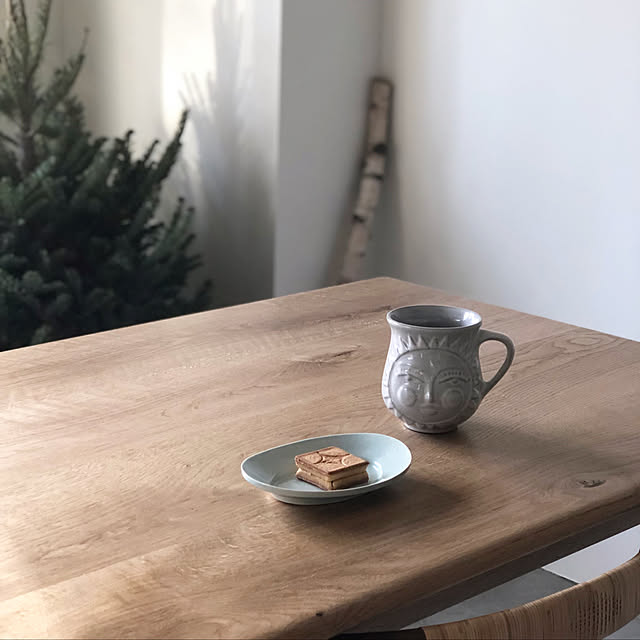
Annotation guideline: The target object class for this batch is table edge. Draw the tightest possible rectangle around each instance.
[348,505,640,634]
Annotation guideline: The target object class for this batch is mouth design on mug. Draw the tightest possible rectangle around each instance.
[389,350,473,425]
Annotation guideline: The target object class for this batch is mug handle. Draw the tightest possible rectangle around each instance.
[476,329,515,397]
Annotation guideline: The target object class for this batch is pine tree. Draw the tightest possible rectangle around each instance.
[0,0,211,350]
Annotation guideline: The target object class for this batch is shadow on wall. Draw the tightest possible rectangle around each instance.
[177,0,274,308]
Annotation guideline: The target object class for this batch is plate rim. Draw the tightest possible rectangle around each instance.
[240,432,412,499]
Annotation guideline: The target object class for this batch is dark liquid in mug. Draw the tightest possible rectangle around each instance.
[389,306,476,328]
[406,319,465,328]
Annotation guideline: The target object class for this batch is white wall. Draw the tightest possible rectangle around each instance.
[275,0,383,295]
[60,1,165,151]
[378,0,640,581]
[376,0,640,341]
[58,0,383,303]
[162,0,281,306]
[58,0,281,307]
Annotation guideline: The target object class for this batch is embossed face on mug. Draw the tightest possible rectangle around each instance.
[388,349,473,424]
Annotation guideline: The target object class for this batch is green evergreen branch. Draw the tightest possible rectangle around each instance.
[0,131,17,146]
[28,0,52,81]
[8,0,30,73]
[32,44,86,137]
[0,0,211,351]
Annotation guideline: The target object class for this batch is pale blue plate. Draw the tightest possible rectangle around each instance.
[241,432,412,505]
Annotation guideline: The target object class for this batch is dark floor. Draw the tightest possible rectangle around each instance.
[406,569,640,639]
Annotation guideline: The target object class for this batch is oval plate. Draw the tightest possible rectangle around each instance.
[241,433,412,505]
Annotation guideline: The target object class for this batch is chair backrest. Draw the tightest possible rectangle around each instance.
[421,550,640,639]
[336,551,640,640]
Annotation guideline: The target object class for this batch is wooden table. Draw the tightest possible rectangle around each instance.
[2,278,640,639]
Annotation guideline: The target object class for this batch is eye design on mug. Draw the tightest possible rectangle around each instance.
[441,387,464,408]
[397,369,424,407]
[398,385,417,406]
[434,369,470,411]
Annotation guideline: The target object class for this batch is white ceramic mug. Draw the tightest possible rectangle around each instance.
[381,305,515,434]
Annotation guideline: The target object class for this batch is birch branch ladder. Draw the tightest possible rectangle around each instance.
[339,77,392,284]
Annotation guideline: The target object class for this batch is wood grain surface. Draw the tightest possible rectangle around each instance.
[1,277,640,639]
